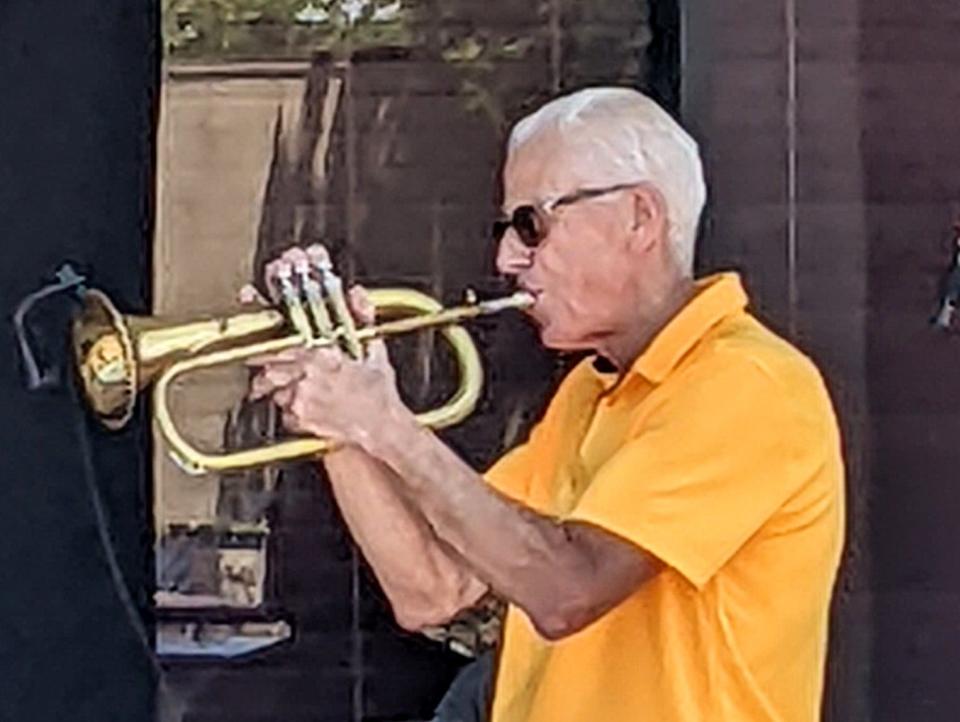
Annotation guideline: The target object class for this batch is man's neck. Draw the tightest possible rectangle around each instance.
[598,275,696,372]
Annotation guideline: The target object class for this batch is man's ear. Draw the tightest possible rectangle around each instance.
[629,183,669,253]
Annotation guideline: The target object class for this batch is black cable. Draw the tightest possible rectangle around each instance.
[13,269,182,718]
[70,375,156,664]
[68,370,185,722]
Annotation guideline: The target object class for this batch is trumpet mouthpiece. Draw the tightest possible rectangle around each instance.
[477,291,536,314]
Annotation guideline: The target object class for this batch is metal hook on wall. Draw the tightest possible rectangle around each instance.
[12,263,87,390]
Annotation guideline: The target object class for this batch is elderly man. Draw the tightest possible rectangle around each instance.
[251,87,845,722]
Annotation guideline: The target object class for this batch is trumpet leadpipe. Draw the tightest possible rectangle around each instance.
[362,290,535,339]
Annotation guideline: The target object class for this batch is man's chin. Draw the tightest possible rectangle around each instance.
[537,324,582,353]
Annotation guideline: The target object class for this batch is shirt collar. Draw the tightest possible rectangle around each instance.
[622,272,748,385]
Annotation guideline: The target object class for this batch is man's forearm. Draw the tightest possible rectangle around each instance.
[364,410,597,637]
[323,445,487,629]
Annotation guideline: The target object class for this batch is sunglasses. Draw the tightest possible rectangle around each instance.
[492,182,643,248]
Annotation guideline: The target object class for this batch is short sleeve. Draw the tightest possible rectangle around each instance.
[567,357,831,589]
[483,441,536,504]
[481,364,589,506]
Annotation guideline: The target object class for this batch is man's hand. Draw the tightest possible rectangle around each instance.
[238,245,489,631]
[244,244,411,449]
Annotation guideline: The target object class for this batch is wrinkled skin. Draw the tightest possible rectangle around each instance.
[241,127,691,640]
[248,128,689,442]
[495,128,689,367]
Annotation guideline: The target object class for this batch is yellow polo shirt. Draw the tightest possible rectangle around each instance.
[485,272,844,722]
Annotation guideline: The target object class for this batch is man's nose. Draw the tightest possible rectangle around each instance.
[495,231,534,276]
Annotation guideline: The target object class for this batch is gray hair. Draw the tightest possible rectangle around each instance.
[507,87,706,273]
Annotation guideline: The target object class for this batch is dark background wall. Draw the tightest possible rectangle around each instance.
[3,1,960,721]
[685,1,960,720]
[860,2,960,718]
[0,3,158,722]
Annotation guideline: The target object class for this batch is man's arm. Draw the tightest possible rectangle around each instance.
[366,409,662,641]
[246,250,487,630]
[322,444,489,631]
[248,245,658,640]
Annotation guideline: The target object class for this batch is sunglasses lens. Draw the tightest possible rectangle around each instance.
[513,207,542,247]
[492,219,511,242]
[492,206,544,247]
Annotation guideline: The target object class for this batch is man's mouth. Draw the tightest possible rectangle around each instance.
[520,289,542,315]
[518,282,542,301]
[518,286,545,324]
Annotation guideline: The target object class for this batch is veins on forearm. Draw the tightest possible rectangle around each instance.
[367,414,589,614]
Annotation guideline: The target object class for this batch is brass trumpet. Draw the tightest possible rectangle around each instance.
[72,262,533,476]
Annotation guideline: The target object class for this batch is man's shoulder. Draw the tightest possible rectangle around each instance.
[712,313,826,389]
[680,312,837,435]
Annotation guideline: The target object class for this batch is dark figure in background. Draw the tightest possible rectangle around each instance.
[429,651,496,722]
[933,219,960,330]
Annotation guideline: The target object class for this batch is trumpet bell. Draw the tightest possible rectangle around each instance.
[73,289,288,429]
[72,289,139,428]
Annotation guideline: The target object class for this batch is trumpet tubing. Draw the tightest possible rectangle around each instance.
[73,281,533,476]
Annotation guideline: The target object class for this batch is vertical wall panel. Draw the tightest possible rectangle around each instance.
[0,3,159,722]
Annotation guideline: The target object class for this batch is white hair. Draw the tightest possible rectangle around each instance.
[507,87,706,273]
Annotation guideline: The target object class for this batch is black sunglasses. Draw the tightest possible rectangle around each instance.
[492,182,642,248]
